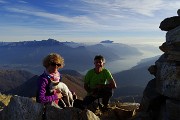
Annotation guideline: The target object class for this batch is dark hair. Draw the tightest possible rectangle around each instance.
[94,55,105,63]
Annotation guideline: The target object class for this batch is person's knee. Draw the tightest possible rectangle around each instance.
[83,95,97,106]
[104,88,113,97]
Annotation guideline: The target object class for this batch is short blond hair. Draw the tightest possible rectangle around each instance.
[43,53,64,68]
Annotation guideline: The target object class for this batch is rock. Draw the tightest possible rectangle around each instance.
[177,9,180,16]
[167,51,180,61]
[45,105,100,120]
[83,109,100,120]
[113,107,133,120]
[138,9,180,120]
[138,79,166,120]
[0,96,44,120]
[166,99,180,120]
[99,109,118,120]
[156,62,180,100]
[148,65,157,76]
[159,16,180,31]
[155,53,168,64]
[0,95,101,120]
[159,42,173,52]
[166,25,180,45]
[156,101,167,120]
[1,94,141,120]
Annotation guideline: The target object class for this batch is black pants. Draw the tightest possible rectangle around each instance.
[83,87,113,108]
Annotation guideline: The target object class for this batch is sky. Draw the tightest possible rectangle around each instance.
[0,0,180,46]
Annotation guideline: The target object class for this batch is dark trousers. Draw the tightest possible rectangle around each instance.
[83,87,113,108]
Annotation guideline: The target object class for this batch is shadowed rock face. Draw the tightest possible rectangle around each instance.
[45,106,100,120]
[0,95,100,120]
[0,96,44,120]
[135,9,180,120]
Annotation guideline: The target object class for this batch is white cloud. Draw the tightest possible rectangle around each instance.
[5,6,99,27]
[118,0,164,16]
[1,4,161,35]
[80,0,164,16]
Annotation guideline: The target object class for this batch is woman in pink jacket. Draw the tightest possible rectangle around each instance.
[36,53,64,106]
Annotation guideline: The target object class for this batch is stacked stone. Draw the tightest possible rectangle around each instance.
[136,9,180,120]
[155,9,180,120]
[157,9,180,98]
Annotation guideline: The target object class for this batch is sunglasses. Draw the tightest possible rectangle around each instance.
[50,62,61,67]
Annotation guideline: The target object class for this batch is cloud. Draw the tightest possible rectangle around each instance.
[4,6,99,27]
[0,0,179,43]
[1,3,160,35]
[80,0,165,16]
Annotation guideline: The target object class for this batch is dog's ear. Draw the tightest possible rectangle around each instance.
[53,82,59,86]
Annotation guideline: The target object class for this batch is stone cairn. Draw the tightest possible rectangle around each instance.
[134,9,180,120]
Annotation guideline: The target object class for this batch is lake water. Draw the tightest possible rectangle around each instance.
[105,56,141,74]
[106,50,162,74]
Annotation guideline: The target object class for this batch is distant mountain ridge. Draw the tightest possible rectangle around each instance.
[0,69,34,92]
[0,38,64,47]
[0,38,142,74]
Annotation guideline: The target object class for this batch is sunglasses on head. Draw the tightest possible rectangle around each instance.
[50,62,61,67]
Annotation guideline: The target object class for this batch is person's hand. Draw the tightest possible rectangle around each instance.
[72,92,77,100]
[56,92,63,99]
[95,84,105,89]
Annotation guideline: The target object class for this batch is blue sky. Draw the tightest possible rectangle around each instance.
[0,0,180,46]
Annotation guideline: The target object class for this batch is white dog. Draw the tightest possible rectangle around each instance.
[50,81,74,107]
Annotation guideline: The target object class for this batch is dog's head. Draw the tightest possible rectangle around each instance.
[49,80,60,92]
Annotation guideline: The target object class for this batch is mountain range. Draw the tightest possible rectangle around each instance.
[0,38,142,74]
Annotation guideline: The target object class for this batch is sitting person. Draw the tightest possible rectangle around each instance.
[82,55,117,111]
[36,53,64,108]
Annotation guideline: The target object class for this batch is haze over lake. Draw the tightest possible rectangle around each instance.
[104,44,162,74]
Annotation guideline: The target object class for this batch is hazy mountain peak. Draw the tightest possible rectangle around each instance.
[100,40,114,43]
[1,38,66,47]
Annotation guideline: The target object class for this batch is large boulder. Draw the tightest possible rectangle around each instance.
[156,62,180,100]
[45,105,100,120]
[0,96,44,120]
[0,95,100,120]
[166,25,180,45]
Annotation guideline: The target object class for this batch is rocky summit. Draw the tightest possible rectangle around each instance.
[0,94,139,120]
